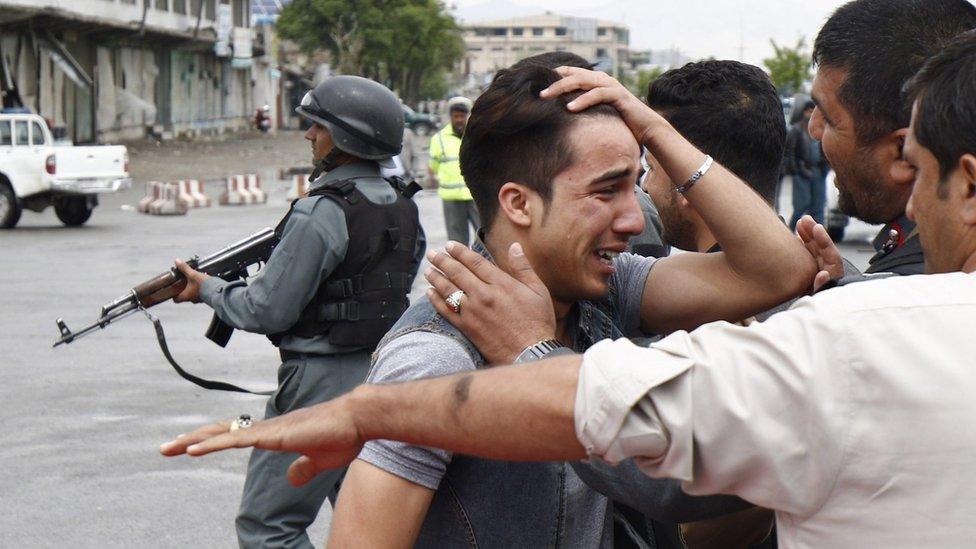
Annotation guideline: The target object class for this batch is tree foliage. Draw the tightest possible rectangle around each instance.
[763,37,812,97]
[277,0,464,103]
[621,67,664,98]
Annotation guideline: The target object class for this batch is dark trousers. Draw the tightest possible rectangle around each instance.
[235,351,371,549]
[442,199,480,246]
[789,171,826,229]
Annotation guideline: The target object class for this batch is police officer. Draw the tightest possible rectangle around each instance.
[173,75,425,549]
[428,96,479,245]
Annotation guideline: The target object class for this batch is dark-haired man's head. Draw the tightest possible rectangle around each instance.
[902,30,976,274]
[509,51,594,71]
[460,60,645,304]
[641,60,786,252]
[810,0,976,224]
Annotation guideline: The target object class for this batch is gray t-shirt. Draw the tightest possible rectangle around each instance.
[357,252,656,546]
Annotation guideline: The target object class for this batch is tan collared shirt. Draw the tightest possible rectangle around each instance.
[575,272,976,548]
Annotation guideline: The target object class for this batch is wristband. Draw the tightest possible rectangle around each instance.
[675,155,713,194]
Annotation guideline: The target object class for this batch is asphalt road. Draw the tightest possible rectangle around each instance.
[0,130,878,548]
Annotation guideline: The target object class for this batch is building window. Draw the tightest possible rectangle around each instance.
[597,27,607,36]
[512,46,523,51]
[532,27,543,36]
[474,28,488,37]
[173,0,186,14]
[555,46,566,51]
[155,0,169,10]
[492,27,507,36]
[206,0,215,20]
[530,46,545,51]
[513,27,524,36]
[233,0,247,27]
[596,48,606,58]
[120,0,136,4]
[491,47,504,52]
[555,27,567,36]
[467,47,483,52]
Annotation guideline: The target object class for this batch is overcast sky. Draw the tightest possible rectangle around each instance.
[453,0,853,67]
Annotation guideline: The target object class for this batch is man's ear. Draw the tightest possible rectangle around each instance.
[888,127,916,187]
[498,182,534,228]
[959,154,976,226]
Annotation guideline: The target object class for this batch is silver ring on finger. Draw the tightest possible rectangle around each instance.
[230,414,253,432]
[445,290,465,314]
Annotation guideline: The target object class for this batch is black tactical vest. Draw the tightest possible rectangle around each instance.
[269,176,421,349]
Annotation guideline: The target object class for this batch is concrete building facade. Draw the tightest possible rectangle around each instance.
[0,0,269,143]
[461,12,629,84]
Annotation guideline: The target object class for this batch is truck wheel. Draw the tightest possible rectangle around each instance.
[0,182,21,229]
[55,196,94,227]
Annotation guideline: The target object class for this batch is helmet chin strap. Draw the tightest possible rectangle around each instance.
[309,148,345,182]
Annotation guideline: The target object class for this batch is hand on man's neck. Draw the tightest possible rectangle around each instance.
[483,230,574,343]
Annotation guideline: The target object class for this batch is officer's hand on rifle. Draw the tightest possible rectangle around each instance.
[173,259,210,304]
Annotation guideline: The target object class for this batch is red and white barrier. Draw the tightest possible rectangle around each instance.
[175,179,211,208]
[137,181,163,213]
[244,174,267,203]
[149,182,188,215]
[286,173,311,200]
[220,174,267,205]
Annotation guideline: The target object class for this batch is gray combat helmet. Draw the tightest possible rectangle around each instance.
[296,75,404,167]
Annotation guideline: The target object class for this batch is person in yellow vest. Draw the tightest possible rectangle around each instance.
[428,96,479,245]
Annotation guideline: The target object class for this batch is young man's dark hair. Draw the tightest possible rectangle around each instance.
[813,0,976,145]
[646,60,786,203]
[905,29,976,182]
[460,65,619,232]
[509,51,595,71]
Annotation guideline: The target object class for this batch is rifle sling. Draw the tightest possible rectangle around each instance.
[142,307,272,396]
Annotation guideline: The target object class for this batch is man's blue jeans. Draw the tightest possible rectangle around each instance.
[790,171,826,229]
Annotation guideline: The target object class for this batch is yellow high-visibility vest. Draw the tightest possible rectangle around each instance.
[429,125,472,201]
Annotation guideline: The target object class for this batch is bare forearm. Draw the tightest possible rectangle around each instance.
[350,355,586,461]
[644,121,814,292]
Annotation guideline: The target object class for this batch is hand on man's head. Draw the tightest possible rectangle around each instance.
[540,66,664,146]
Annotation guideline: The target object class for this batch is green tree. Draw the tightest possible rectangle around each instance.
[277,0,464,103]
[763,37,812,97]
[622,67,664,98]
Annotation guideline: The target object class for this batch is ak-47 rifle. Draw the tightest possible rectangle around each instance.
[53,227,279,394]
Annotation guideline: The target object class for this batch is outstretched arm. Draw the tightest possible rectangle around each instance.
[160,354,585,484]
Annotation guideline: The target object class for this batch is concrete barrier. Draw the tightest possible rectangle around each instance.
[149,182,189,215]
[244,174,267,204]
[286,173,311,200]
[220,174,267,206]
[175,180,212,208]
[137,181,163,213]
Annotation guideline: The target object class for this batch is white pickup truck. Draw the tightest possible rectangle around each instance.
[0,112,131,228]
